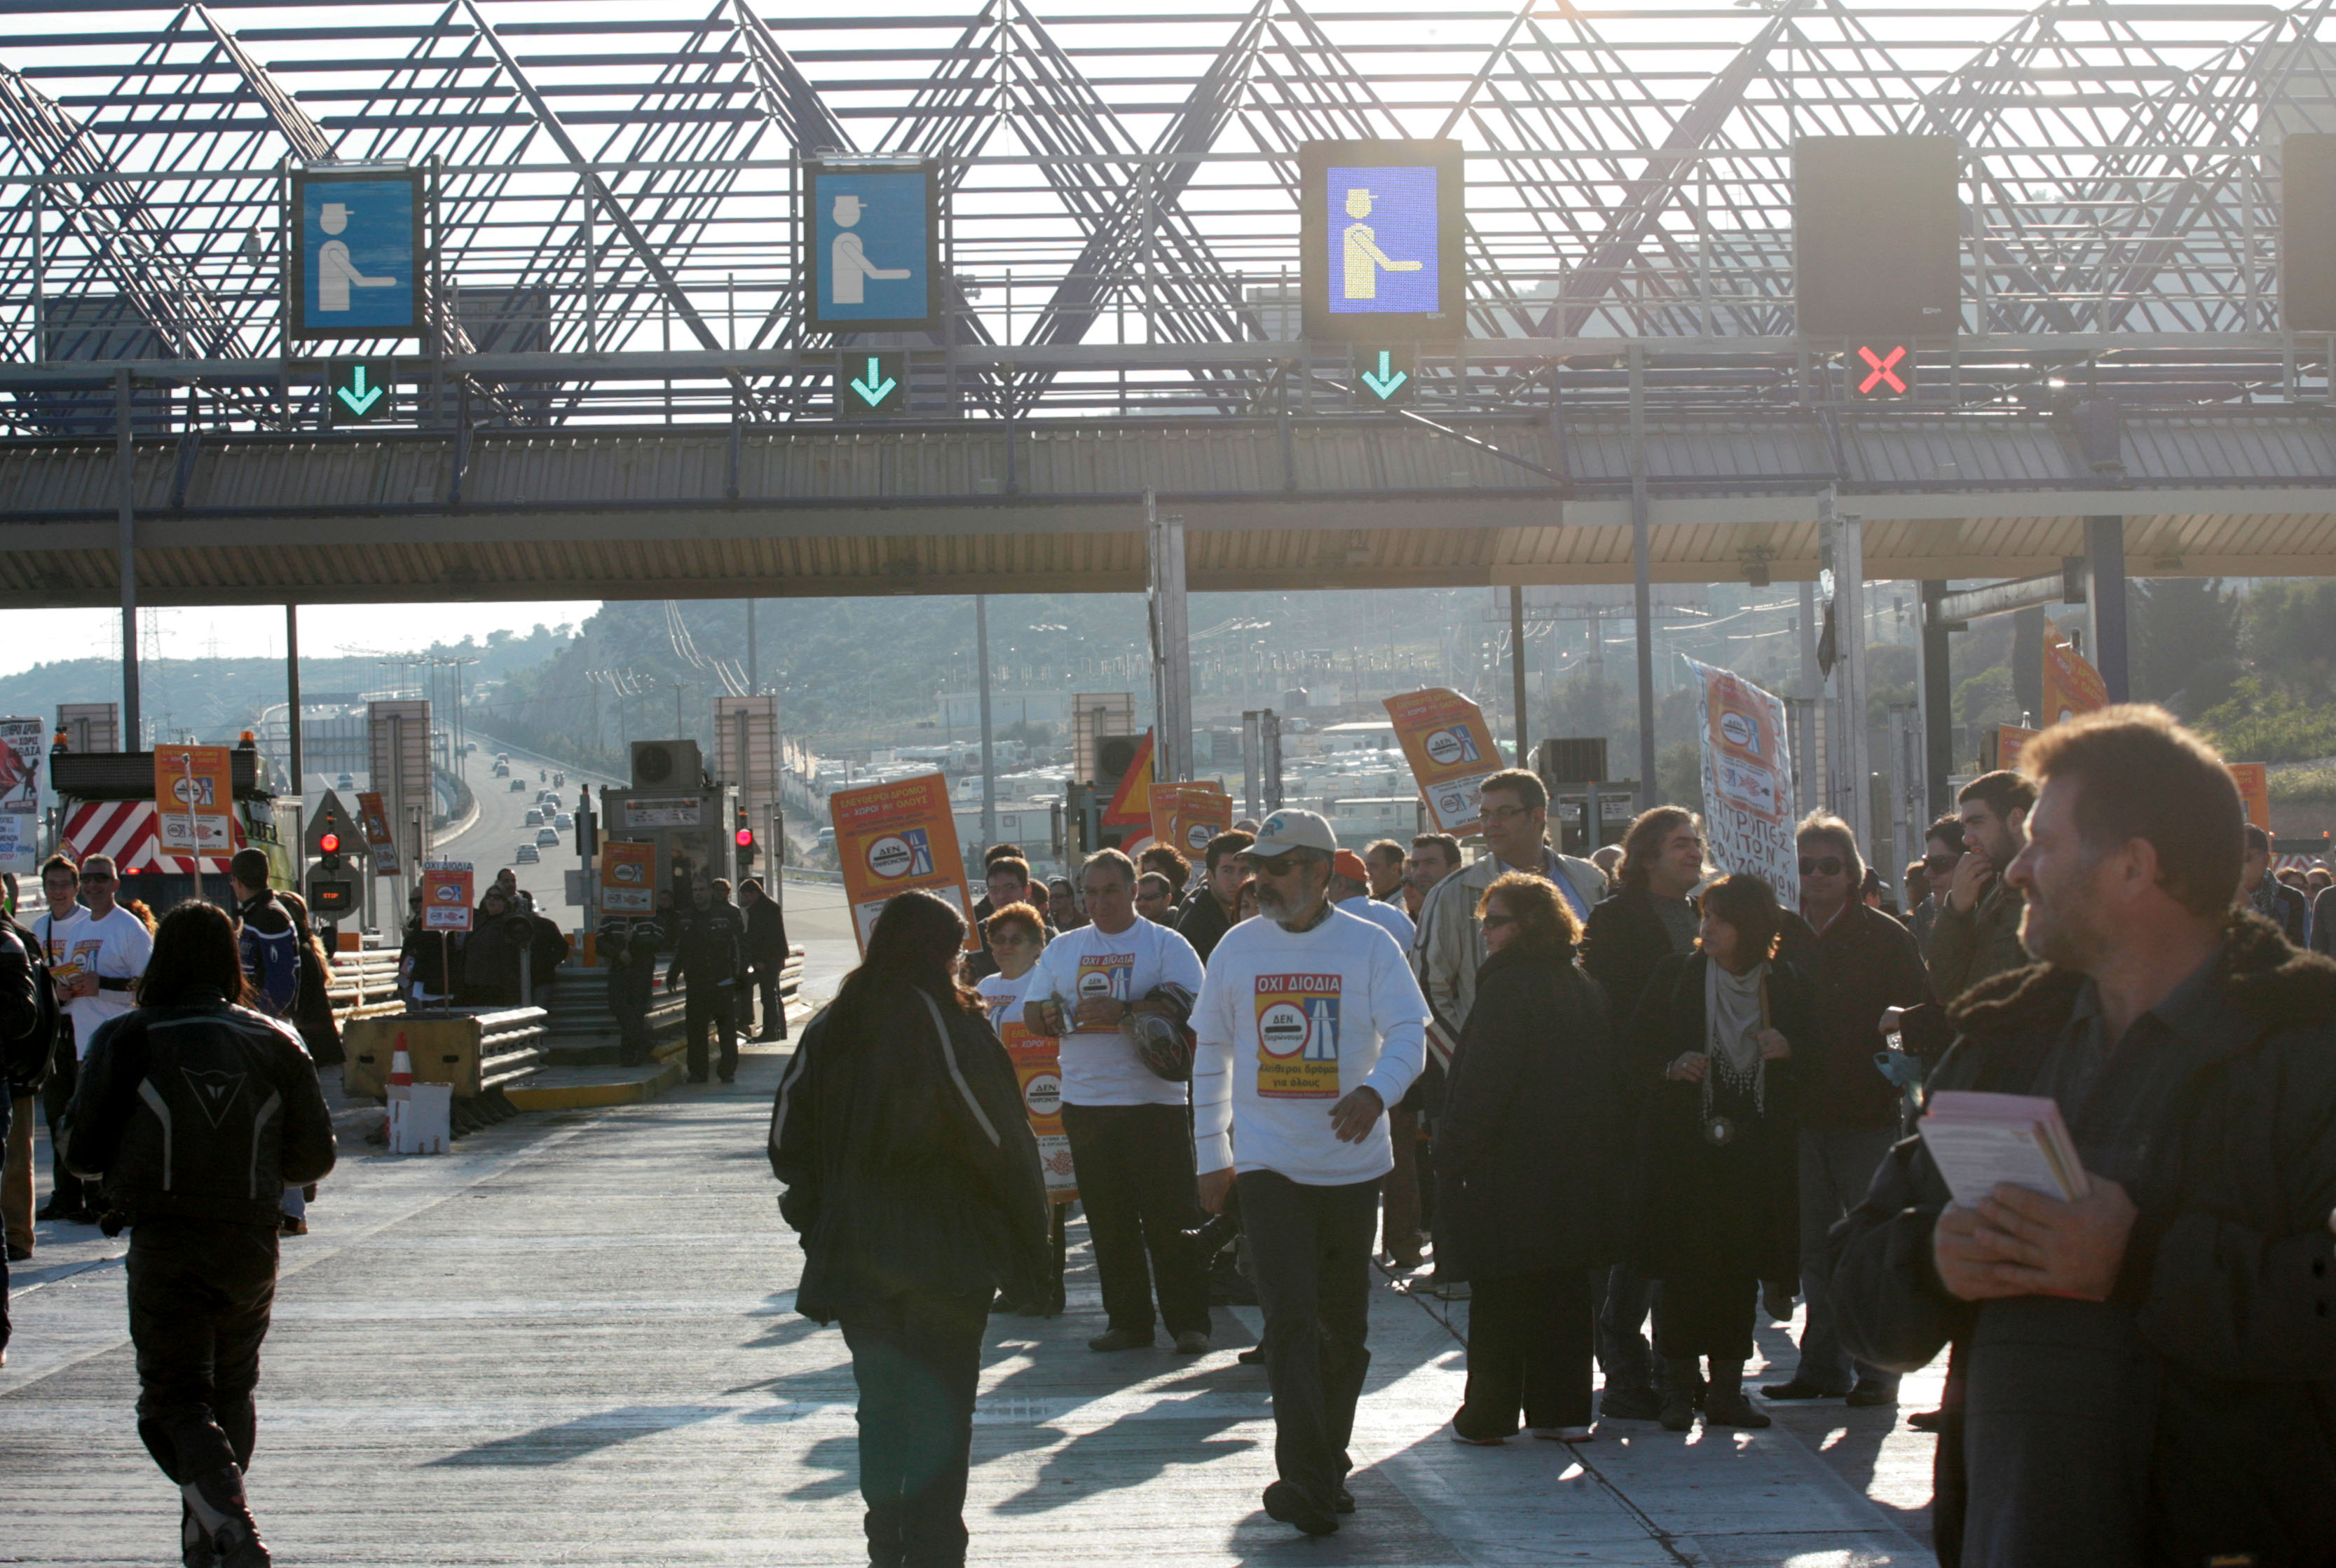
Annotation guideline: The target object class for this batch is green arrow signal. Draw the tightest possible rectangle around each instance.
[849,355,899,407]
[335,365,385,415]
[1360,350,1408,402]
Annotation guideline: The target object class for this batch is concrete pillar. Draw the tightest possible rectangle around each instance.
[1919,580,1953,819]
[115,369,140,746]
[1509,584,1529,767]
[1146,488,1191,783]
[1627,347,1657,807]
[1823,493,1874,853]
[976,594,998,849]
[2086,515,2129,703]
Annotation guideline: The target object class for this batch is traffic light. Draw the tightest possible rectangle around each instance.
[327,358,397,425]
[734,808,756,870]
[317,831,343,872]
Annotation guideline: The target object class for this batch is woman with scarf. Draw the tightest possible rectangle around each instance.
[1627,873,1810,1433]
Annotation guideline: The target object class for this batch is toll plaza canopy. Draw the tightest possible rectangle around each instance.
[4,0,2336,602]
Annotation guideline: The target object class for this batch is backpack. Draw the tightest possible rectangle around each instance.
[2,915,64,1097]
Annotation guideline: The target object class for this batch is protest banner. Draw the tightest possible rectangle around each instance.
[0,716,40,869]
[1686,656,1799,908]
[599,840,657,912]
[152,744,234,860]
[355,790,403,878]
[2227,762,2272,831]
[1384,688,1502,836]
[1149,781,1233,861]
[997,1009,1077,1202]
[831,772,972,953]
[1992,724,2039,773]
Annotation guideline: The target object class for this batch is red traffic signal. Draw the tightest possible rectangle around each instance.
[735,826,755,849]
[318,832,341,854]
[1854,343,1911,397]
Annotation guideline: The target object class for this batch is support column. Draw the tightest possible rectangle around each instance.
[746,598,758,694]
[2086,515,2129,703]
[1823,493,1874,852]
[115,369,140,746]
[976,594,999,850]
[1508,583,1529,767]
[1627,347,1658,807]
[286,606,303,799]
[1919,580,1953,819]
[1798,578,1822,817]
[1146,488,1192,784]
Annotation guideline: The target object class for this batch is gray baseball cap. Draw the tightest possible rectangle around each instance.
[1245,808,1338,859]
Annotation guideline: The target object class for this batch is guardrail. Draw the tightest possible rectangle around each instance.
[343,1004,550,1136]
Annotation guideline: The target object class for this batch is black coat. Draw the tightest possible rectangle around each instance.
[1433,941,1625,1281]
[1626,950,1808,1285]
[1829,911,2336,1568]
[768,983,1050,1323]
[1580,887,1688,1037]
[744,895,789,969]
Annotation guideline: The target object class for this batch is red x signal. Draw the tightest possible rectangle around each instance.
[1857,343,1909,395]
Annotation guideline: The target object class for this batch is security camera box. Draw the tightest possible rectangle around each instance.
[388,1082,452,1155]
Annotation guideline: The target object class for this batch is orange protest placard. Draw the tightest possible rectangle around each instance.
[599,840,657,912]
[2040,625,2108,728]
[1149,781,1232,861]
[831,772,973,954]
[2227,763,2272,830]
[1384,688,1502,836]
[152,744,235,861]
[420,862,474,932]
[996,1011,1077,1202]
[1994,724,2040,773]
[355,790,402,877]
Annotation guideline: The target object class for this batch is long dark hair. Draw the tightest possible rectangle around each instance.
[829,889,980,1041]
[137,901,252,1008]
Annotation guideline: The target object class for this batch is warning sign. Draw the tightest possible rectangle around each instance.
[1254,972,1342,1099]
[420,861,474,932]
[599,840,657,913]
[153,744,235,859]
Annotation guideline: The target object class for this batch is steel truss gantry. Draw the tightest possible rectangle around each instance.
[4,0,2336,433]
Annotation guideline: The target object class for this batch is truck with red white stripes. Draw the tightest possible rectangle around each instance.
[48,742,297,912]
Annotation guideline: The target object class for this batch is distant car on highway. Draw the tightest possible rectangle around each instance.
[535,826,559,847]
[515,843,540,864]
[336,772,355,789]
[509,777,525,791]
[555,812,573,831]
[525,809,542,826]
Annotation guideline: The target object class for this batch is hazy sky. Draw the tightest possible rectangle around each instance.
[0,601,601,679]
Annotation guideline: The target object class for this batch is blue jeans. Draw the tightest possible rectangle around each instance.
[1794,1125,1904,1393]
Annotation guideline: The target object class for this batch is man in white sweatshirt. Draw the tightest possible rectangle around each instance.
[1192,809,1428,1538]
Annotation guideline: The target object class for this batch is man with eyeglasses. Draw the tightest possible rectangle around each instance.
[1909,817,1965,958]
[1412,770,1604,1059]
[1760,812,1930,1411]
[1192,809,1428,1536]
[53,855,151,1066]
[29,857,91,1224]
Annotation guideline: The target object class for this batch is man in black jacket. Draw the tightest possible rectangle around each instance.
[0,911,49,1361]
[2241,823,2308,946]
[667,875,748,1083]
[1578,805,1706,1421]
[1173,830,1253,963]
[1831,707,2336,1568]
[597,898,667,1068]
[738,877,789,1040]
[63,900,335,1568]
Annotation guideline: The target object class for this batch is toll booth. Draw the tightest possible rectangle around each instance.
[598,741,741,897]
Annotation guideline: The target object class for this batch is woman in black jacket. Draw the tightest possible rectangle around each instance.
[1628,873,1809,1433]
[1437,871,1624,1445]
[769,888,1049,1568]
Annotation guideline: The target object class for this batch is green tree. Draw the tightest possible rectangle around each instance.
[1954,667,2019,730]
[2129,578,2239,706]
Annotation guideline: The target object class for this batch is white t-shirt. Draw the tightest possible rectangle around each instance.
[50,905,153,1057]
[1027,916,1205,1107]
[1192,906,1429,1187]
[1339,894,1415,952]
[975,967,1038,1032]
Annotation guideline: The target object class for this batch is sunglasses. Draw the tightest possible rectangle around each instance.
[990,930,1036,948]
[1481,913,1517,930]
[1247,854,1306,878]
[1798,856,1845,878]
[78,872,116,884]
[1922,854,1959,871]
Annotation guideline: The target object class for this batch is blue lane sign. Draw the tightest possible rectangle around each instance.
[1300,139,1466,345]
[805,161,942,334]
[287,167,425,341]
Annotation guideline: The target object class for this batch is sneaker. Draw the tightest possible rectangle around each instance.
[1173,1330,1210,1355]
[1599,1386,1663,1422]
[1761,1378,1845,1400]
[1086,1328,1155,1353]
[210,1517,272,1568]
[1531,1426,1594,1443]
[1658,1387,1697,1433]
[1845,1378,1898,1408]
[1907,1407,1946,1433]
[1702,1386,1772,1429]
[1261,1480,1338,1537]
[181,1502,219,1568]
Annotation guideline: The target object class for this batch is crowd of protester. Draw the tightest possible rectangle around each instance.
[772,703,2336,1568]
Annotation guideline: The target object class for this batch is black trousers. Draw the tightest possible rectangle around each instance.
[753,967,787,1039]
[684,988,739,1079]
[1653,1266,1757,1363]
[1456,1267,1596,1437]
[1058,1102,1208,1339]
[838,1288,990,1568]
[1238,1170,1378,1510]
[41,1032,88,1215]
[126,1217,280,1483]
